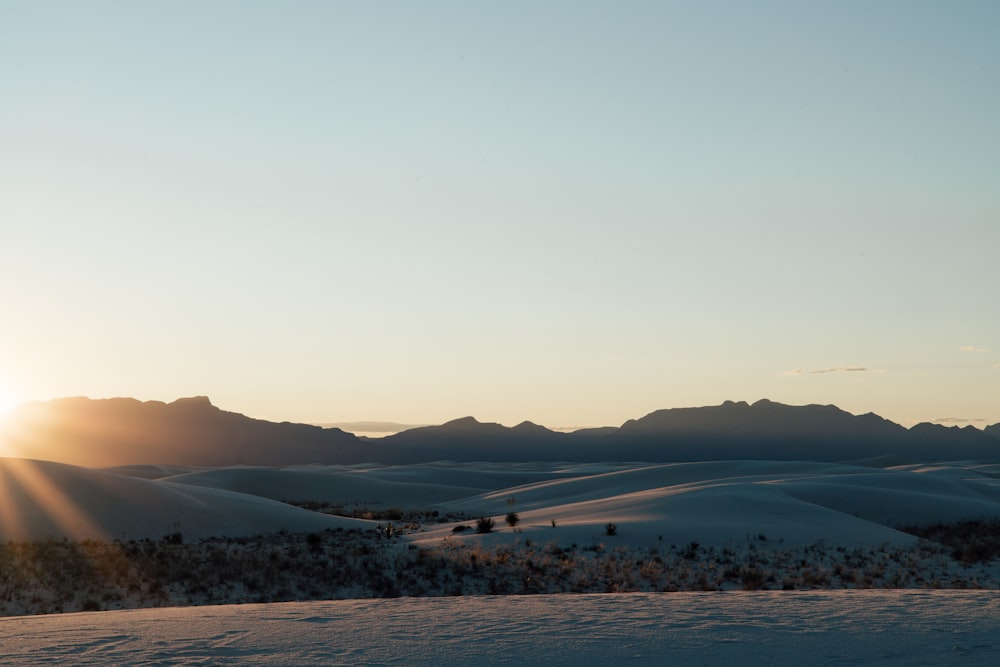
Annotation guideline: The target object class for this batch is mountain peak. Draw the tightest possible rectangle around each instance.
[170,396,214,408]
[441,416,483,428]
[512,420,553,433]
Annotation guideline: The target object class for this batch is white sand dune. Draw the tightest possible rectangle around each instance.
[322,460,599,491]
[4,457,1000,549]
[161,466,488,507]
[1,592,998,666]
[102,464,205,480]
[414,460,1000,548]
[0,458,371,541]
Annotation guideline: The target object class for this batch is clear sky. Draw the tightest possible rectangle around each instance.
[1,1,997,429]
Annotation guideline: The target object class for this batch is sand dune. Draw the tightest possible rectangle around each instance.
[0,458,371,541]
[2,592,998,666]
[3,457,1000,548]
[417,460,1000,547]
[161,466,488,507]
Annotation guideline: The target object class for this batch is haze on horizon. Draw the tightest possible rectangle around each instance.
[1,1,997,431]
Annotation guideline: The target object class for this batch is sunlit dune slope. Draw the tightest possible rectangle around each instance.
[0,458,371,541]
[410,460,1000,547]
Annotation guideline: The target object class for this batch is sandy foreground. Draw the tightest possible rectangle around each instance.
[1,591,998,666]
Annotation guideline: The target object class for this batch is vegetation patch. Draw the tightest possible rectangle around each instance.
[899,520,1000,564]
[3,519,1000,616]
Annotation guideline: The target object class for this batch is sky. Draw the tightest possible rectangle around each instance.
[1,1,998,429]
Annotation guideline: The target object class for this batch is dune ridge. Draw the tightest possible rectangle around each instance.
[3,457,1000,548]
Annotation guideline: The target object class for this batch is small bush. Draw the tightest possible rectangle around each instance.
[452,525,470,533]
[740,567,766,590]
[475,517,495,534]
[505,512,520,528]
[605,523,617,536]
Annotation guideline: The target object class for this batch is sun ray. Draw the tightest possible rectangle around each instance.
[0,458,106,542]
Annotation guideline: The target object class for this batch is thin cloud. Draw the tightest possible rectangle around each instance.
[934,417,986,424]
[782,367,878,377]
[808,367,869,374]
[960,345,990,353]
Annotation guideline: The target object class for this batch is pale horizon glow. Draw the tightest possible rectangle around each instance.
[1,1,998,431]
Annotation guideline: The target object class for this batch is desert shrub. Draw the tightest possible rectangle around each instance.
[901,520,1000,563]
[475,517,495,534]
[740,567,766,590]
[452,525,470,533]
[605,523,617,536]
[505,512,520,528]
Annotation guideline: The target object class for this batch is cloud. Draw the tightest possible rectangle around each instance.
[808,367,869,374]
[933,417,986,424]
[782,367,878,377]
[960,345,990,353]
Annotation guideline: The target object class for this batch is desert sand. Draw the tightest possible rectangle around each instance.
[4,457,1000,547]
[2,592,999,666]
[4,455,1000,664]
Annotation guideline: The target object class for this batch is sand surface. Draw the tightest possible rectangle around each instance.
[2,591,998,666]
[5,457,1000,547]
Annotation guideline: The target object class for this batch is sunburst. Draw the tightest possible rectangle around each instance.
[0,385,17,418]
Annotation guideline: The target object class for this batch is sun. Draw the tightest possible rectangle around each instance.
[0,383,21,419]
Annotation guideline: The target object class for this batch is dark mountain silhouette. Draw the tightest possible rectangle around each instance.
[372,399,1000,463]
[373,416,570,463]
[906,421,998,455]
[2,396,998,467]
[609,399,911,461]
[0,396,367,467]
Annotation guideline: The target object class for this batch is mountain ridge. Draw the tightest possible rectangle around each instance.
[2,396,998,467]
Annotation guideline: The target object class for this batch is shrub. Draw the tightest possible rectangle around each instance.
[605,523,617,536]
[475,517,495,534]
[505,512,520,528]
[740,567,766,590]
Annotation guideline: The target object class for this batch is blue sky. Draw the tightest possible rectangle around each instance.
[1,1,997,428]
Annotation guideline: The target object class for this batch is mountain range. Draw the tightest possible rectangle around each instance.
[2,396,998,468]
